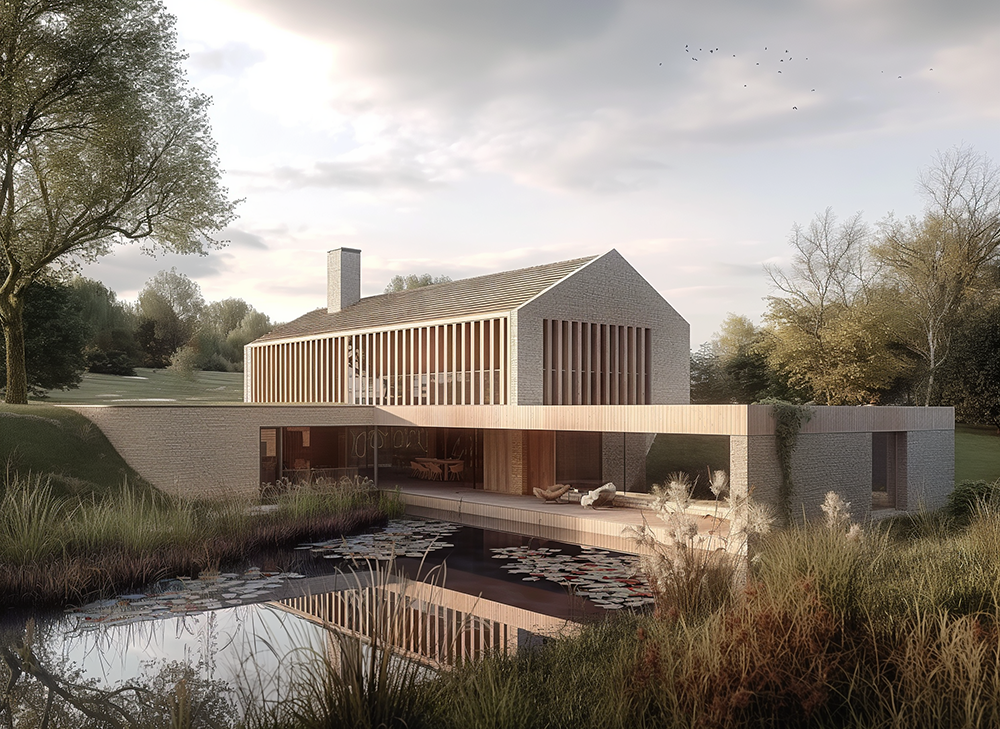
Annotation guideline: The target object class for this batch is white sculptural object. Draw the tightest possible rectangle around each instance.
[581,482,616,509]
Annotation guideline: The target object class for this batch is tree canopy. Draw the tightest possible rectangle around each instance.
[0,275,87,395]
[743,147,1000,410]
[384,273,452,293]
[0,0,236,403]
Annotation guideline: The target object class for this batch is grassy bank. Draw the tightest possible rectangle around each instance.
[0,473,402,608]
[0,404,155,498]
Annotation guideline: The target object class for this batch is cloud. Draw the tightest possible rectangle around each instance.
[187,41,265,76]
[208,0,1000,196]
[235,157,450,191]
[222,227,270,250]
[715,262,765,278]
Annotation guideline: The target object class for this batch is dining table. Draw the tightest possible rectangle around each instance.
[414,457,464,480]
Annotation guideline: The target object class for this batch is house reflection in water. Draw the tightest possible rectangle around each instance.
[275,579,580,670]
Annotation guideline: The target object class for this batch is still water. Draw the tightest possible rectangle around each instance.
[1,519,652,724]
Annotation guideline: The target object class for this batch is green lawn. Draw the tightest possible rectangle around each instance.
[956,424,1000,484]
[0,403,154,498]
[38,367,244,404]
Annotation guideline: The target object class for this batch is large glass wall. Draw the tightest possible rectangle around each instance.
[259,426,484,489]
[376,427,484,487]
[643,434,730,498]
[260,426,371,486]
[555,432,603,489]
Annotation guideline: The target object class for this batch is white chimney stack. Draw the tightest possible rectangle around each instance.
[327,248,361,313]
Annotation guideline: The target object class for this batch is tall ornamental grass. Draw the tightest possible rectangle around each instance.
[0,473,396,607]
[242,562,443,729]
[0,474,67,564]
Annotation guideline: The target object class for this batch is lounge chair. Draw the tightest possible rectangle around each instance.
[581,482,616,509]
[533,484,572,503]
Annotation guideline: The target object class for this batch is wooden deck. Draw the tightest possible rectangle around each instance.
[381,481,727,555]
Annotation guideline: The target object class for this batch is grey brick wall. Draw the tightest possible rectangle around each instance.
[905,429,954,512]
[733,433,871,524]
[513,250,689,406]
[67,405,375,499]
[732,428,955,523]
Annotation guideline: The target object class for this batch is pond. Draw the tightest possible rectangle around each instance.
[0,519,653,725]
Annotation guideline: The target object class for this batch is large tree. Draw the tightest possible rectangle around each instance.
[69,276,140,374]
[383,273,452,293]
[690,314,802,404]
[764,209,910,404]
[938,298,1000,430]
[0,0,236,403]
[875,148,1000,405]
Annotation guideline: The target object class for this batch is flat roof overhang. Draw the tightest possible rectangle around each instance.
[372,404,953,436]
[64,403,953,436]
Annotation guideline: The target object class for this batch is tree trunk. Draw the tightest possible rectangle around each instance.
[924,324,936,407]
[1,295,28,404]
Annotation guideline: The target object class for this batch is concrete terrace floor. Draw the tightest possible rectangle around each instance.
[379,480,729,555]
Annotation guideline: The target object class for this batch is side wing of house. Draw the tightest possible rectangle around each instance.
[511,250,690,405]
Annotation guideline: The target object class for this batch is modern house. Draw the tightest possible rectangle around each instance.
[72,248,954,523]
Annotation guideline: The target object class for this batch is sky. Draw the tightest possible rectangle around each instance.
[78,0,1000,347]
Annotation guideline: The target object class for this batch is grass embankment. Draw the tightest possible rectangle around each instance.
[0,474,401,608]
[37,367,244,404]
[956,424,1000,483]
[0,403,156,499]
[248,503,1000,729]
[0,404,401,608]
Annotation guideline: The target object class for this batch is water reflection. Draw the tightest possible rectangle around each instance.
[1,520,651,725]
[277,577,580,671]
[0,568,583,727]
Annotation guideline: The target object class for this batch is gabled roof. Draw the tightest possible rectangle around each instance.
[256,254,598,342]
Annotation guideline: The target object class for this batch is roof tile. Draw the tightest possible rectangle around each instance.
[256,255,597,342]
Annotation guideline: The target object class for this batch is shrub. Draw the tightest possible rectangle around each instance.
[946,479,1000,520]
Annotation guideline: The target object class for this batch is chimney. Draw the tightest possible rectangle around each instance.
[327,248,362,313]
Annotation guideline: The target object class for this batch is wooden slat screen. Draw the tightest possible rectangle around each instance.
[246,316,509,405]
[542,319,651,405]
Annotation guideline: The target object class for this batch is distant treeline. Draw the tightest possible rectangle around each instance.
[0,269,272,396]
